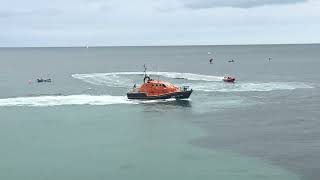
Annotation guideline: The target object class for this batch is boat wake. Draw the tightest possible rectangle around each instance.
[0,95,134,107]
[187,82,313,92]
[0,95,190,107]
[72,72,223,86]
[72,72,136,87]
[72,72,312,92]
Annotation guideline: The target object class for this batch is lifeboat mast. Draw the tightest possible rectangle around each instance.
[143,64,151,83]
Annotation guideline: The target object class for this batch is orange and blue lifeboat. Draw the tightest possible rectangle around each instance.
[127,76,192,100]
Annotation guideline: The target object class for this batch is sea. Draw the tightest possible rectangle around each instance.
[0,44,319,180]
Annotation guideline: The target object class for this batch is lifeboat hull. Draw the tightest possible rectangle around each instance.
[127,90,192,100]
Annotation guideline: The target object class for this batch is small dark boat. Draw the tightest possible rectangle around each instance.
[228,59,235,63]
[127,66,192,100]
[223,76,235,83]
[37,78,52,83]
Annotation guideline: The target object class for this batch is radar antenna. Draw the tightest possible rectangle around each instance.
[143,64,147,76]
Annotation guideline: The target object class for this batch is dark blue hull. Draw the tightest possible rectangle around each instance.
[127,90,192,100]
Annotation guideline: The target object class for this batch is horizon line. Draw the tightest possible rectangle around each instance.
[0,42,319,48]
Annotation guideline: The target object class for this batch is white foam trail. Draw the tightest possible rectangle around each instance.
[189,82,313,92]
[138,98,185,104]
[72,73,136,87]
[0,95,134,107]
[72,72,223,87]
[72,72,313,92]
[152,72,223,81]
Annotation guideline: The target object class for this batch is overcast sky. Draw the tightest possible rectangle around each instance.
[1,0,319,47]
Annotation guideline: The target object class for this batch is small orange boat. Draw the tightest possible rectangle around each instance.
[127,66,192,100]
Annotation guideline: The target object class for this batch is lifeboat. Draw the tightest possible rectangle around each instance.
[223,76,236,83]
[127,66,192,100]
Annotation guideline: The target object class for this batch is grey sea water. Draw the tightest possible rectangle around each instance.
[0,44,319,180]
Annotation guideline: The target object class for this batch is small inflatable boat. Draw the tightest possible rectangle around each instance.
[37,78,52,83]
[223,76,235,83]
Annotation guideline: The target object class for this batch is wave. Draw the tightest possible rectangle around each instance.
[153,72,223,81]
[72,72,223,86]
[72,72,136,87]
[0,95,134,107]
[189,82,313,92]
[0,94,189,107]
[72,72,313,92]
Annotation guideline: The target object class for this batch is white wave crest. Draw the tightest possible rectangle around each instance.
[72,73,136,87]
[189,82,313,92]
[153,72,223,81]
[72,72,312,92]
[0,95,134,107]
[72,72,223,87]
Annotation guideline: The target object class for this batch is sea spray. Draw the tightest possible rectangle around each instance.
[0,95,134,107]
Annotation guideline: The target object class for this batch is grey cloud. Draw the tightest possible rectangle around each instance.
[0,8,60,18]
[0,0,319,46]
[0,11,15,18]
[182,0,308,9]
[0,10,33,18]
